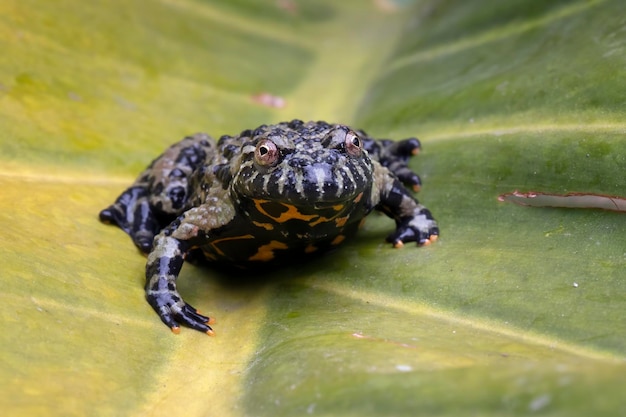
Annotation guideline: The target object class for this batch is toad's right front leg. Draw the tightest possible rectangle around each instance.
[145,232,215,335]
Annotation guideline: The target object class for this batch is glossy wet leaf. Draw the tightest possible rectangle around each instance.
[1,1,625,416]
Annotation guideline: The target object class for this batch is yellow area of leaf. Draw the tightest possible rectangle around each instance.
[0,175,271,415]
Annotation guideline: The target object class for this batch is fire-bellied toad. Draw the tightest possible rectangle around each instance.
[100,120,438,335]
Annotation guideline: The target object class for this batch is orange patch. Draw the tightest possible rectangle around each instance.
[305,244,318,254]
[252,221,274,231]
[331,235,346,246]
[255,199,350,229]
[353,192,363,203]
[248,240,289,262]
[334,216,349,227]
[254,199,317,223]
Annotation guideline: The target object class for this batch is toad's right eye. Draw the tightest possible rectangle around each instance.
[344,131,362,157]
[254,139,279,166]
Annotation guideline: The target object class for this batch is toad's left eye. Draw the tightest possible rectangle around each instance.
[345,131,362,157]
[255,139,280,166]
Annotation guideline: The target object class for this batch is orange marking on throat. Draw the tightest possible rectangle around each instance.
[255,199,349,228]
[254,199,317,223]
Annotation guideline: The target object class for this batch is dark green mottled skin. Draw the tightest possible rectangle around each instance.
[100,120,438,334]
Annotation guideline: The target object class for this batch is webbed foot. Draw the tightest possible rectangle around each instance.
[363,136,423,191]
[99,186,160,254]
[387,207,439,247]
[145,233,216,335]
[146,290,216,335]
[382,137,423,191]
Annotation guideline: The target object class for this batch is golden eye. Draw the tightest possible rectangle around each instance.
[254,139,279,166]
[345,131,362,157]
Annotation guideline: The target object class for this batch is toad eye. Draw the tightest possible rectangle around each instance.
[345,131,362,157]
[254,139,279,166]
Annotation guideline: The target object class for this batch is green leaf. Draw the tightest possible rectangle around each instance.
[1,0,624,416]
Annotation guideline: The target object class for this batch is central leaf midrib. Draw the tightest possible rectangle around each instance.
[287,5,411,124]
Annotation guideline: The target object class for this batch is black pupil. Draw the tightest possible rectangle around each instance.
[259,145,269,156]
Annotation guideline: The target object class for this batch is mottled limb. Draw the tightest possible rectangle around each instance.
[99,133,214,253]
[99,186,160,253]
[145,233,215,335]
[377,176,439,247]
[362,135,423,191]
[386,206,439,247]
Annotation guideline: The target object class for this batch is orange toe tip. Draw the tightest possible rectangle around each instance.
[430,235,438,242]
[207,317,217,325]
[412,185,421,192]
[411,148,420,155]
[171,326,181,335]
[393,241,404,249]
[206,329,216,336]
[421,239,431,246]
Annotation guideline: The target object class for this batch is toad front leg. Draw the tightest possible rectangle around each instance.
[145,232,216,335]
[143,189,236,334]
[374,166,439,247]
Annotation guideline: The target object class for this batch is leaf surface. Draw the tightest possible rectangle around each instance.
[1,1,624,416]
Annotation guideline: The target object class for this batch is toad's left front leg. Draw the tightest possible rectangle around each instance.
[145,232,215,335]
[375,171,439,247]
